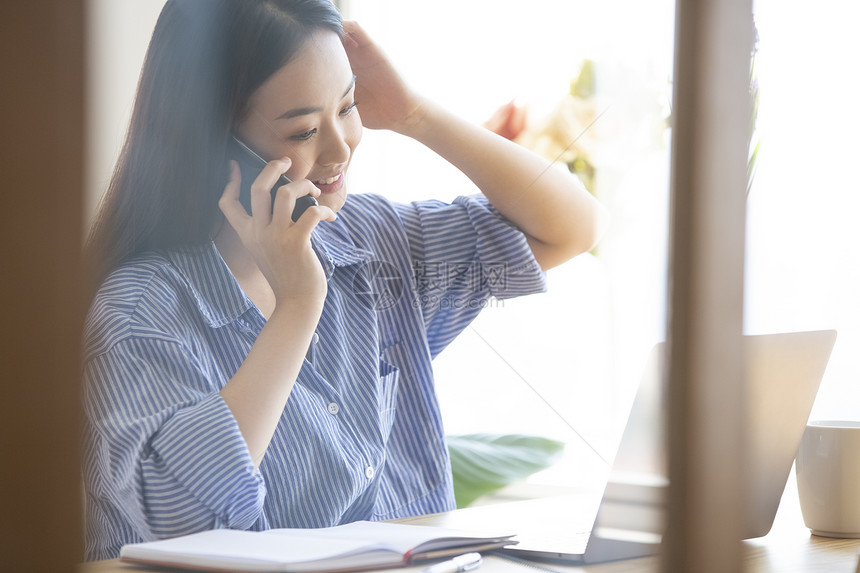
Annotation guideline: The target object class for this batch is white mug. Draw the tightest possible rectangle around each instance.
[796,421,860,538]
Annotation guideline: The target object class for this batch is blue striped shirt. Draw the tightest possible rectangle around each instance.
[82,193,546,561]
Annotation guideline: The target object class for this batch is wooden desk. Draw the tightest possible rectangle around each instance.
[79,475,860,573]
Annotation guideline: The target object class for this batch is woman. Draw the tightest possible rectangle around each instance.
[83,0,608,561]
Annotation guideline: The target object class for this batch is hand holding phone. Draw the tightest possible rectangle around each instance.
[228,136,318,222]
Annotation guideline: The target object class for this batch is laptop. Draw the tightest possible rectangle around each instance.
[487,329,837,565]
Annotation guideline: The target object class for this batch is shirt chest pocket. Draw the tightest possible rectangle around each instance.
[378,344,402,439]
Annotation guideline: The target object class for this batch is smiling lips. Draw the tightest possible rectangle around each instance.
[314,173,341,185]
[312,172,344,194]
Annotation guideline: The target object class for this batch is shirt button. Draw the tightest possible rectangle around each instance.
[365,466,375,480]
[312,332,320,344]
[327,402,339,415]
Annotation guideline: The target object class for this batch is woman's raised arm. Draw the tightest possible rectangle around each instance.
[343,20,609,270]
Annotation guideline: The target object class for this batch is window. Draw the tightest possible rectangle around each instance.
[343,0,676,497]
[746,0,860,420]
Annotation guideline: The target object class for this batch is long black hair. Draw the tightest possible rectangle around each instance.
[86,0,342,293]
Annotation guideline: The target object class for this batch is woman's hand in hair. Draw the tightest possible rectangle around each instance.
[341,20,426,136]
[219,159,335,314]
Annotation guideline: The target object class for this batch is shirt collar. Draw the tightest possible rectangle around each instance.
[166,242,253,328]
[166,221,373,328]
[311,219,374,279]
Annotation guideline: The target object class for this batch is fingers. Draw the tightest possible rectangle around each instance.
[289,203,337,241]
[271,180,321,226]
[341,20,365,48]
[250,157,292,229]
[341,20,382,66]
[220,155,334,258]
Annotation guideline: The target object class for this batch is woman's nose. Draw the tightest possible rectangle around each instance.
[318,123,353,166]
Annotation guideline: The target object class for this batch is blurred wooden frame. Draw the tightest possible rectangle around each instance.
[0,1,86,571]
[664,0,754,571]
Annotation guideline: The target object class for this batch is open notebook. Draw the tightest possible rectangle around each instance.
[119,521,516,572]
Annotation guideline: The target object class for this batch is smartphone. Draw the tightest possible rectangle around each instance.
[228,136,318,222]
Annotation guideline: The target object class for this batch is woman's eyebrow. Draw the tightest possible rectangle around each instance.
[276,75,357,121]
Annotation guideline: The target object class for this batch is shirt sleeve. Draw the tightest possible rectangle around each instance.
[83,334,265,559]
[392,194,547,357]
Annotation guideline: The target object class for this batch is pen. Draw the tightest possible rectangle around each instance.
[422,552,482,573]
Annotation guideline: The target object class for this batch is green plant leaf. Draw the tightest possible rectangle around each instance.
[447,433,565,508]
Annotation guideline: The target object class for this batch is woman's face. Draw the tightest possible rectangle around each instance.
[236,29,361,214]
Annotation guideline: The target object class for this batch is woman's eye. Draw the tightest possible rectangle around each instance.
[340,102,358,116]
[290,128,317,141]
[287,104,356,141]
